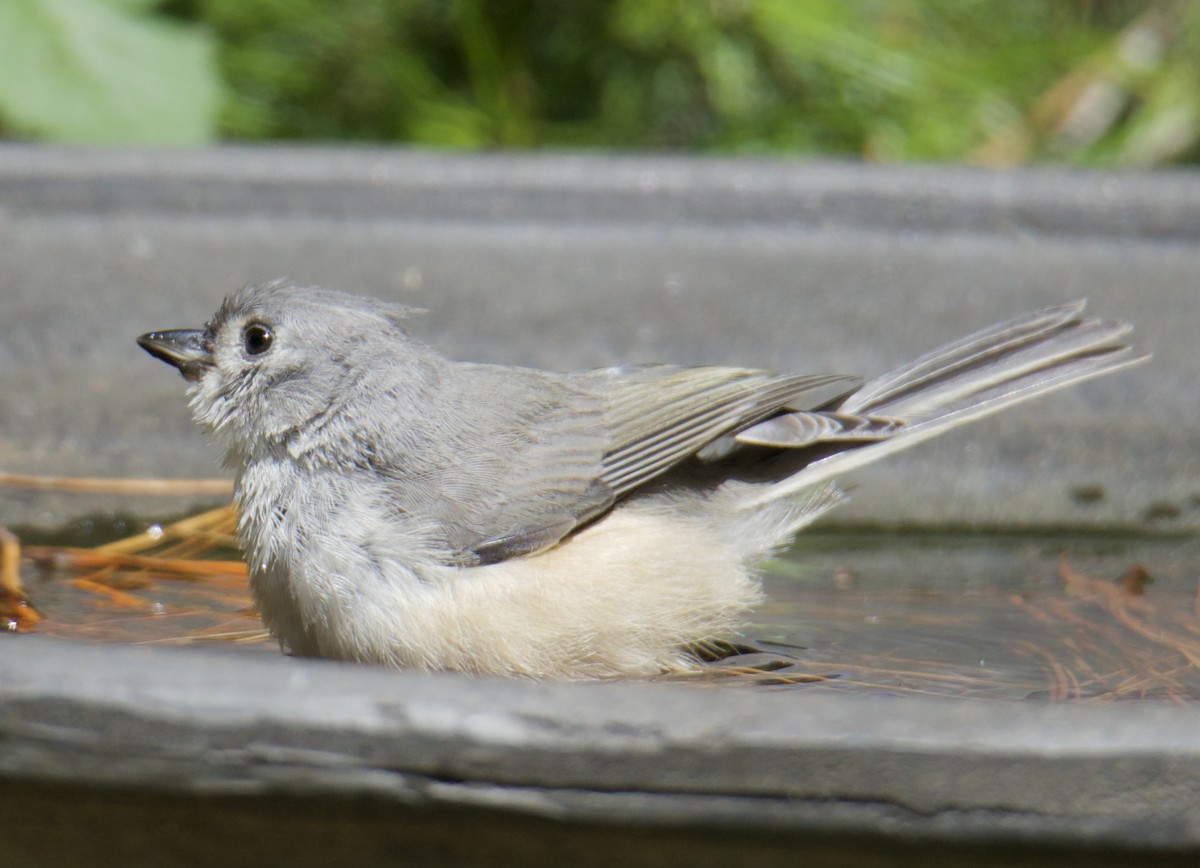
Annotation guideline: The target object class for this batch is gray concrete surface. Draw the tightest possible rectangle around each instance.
[2,636,1199,868]
[1,144,1197,531]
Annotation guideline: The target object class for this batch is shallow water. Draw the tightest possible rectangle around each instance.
[9,521,1199,701]
[724,531,1200,700]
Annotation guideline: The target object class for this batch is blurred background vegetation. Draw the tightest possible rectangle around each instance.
[2,0,1198,165]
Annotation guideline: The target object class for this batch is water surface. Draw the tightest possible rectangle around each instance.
[11,517,1199,701]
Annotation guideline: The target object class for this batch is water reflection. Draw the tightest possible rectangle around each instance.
[9,514,1200,701]
[699,532,1200,701]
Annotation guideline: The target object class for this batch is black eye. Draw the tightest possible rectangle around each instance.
[242,323,273,356]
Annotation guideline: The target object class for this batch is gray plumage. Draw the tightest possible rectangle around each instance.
[138,281,1143,678]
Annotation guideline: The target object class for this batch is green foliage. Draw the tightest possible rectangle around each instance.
[0,0,219,144]
[165,0,618,146]
[169,0,1197,164]
[8,0,1200,163]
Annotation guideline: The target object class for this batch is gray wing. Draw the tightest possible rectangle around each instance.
[431,363,860,564]
[574,365,862,497]
[375,362,613,566]
[424,302,1141,565]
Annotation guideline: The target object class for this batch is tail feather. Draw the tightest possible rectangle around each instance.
[736,300,1145,510]
[842,301,1122,416]
[839,302,1081,413]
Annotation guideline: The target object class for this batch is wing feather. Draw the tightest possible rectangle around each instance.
[575,366,859,497]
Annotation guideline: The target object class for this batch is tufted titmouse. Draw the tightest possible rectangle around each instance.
[138,281,1142,678]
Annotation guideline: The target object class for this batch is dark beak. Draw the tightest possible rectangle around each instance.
[136,329,212,382]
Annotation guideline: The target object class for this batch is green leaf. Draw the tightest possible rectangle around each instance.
[0,0,219,144]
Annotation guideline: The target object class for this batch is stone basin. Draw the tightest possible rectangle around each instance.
[1,145,1198,866]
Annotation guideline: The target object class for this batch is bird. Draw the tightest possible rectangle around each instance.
[137,281,1143,679]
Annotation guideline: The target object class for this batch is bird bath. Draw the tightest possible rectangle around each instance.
[2,145,1198,866]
